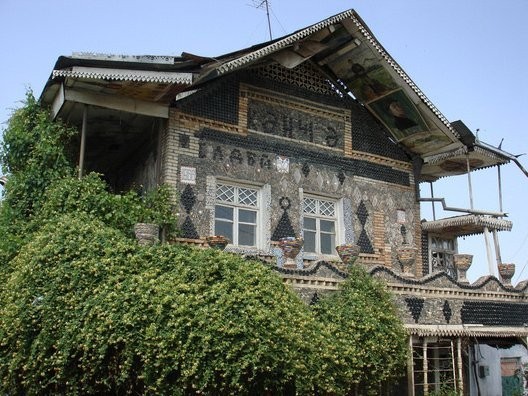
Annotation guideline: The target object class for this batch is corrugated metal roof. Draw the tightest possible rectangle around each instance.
[52,67,193,84]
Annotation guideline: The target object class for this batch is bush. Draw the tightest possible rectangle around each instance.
[35,173,177,237]
[0,215,326,394]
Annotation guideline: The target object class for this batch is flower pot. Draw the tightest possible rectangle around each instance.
[206,235,230,250]
[134,223,159,245]
[278,237,303,269]
[498,263,515,286]
[396,246,417,277]
[335,243,361,267]
[453,254,473,283]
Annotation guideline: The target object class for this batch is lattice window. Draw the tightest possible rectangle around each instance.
[252,62,340,96]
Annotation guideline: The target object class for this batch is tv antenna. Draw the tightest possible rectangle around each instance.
[251,0,273,40]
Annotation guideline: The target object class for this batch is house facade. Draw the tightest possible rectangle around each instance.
[40,10,528,395]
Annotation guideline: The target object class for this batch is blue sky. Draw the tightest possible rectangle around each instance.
[1,0,527,282]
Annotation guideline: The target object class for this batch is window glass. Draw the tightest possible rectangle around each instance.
[238,224,256,246]
[215,219,233,241]
[215,205,233,220]
[304,230,316,253]
[239,209,256,224]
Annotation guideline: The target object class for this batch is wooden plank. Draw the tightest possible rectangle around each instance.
[64,88,168,118]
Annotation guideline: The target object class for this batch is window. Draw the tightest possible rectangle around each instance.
[430,236,457,277]
[214,183,259,247]
[303,196,337,255]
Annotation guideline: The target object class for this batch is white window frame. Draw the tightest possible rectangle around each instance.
[213,181,263,249]
[302,194,343,258]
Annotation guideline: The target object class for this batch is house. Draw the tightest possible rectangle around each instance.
[40,9,528,395]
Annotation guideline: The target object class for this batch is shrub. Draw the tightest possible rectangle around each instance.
[0,215,325,394]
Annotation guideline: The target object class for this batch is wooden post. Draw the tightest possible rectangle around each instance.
[466,154,474,210]
[423,339,429,396]
[497,164,503,213]
[450,340,457,394]
[407,336,415,396]
[429,182,436,221]
[457,338,464,395]
[492,229,502,267]
[78,105,88,179]
[483,227,496,277]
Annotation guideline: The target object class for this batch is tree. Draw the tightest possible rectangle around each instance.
[313,265,408,394]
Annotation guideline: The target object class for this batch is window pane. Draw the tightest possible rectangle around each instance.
[215,205,233,220]
[319,200,335,217]
[216,184,235,203]
[239,224,256,246]
[303,217,316,231]
[215,220,233,241]
[304,231,316,253]
[303,198,316,214]
[238,188,258,206]
[239,209,256,224]
[320,219,335,233]
[320,233,335,254]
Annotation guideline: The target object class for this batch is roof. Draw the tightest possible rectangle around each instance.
[41,9,523,181]
[421,214,512,238]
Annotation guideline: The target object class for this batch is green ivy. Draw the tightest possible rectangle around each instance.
[34,173,178,238]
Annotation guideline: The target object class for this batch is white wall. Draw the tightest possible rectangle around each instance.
[468,343,527,396]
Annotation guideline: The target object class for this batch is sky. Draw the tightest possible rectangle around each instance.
[1,0,527,283]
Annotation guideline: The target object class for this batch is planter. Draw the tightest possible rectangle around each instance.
[278,237,303,269]
[335,243,361,267]
[396,246,417,277]
[498,263,515,286]
[453,254,473,283]
[134,223,159,246]
[206,235,230,250]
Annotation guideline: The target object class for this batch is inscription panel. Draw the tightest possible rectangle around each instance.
[244,86,349,150]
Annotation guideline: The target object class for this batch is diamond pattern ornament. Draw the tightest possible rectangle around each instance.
[181,216,199,239]
[302,162,310,177]
[405,297,424,324]
[357,229,374,254]
[356,201,369,226]
[337,169,346,185]
[443,300,452,323]
[181,185,196,214]
[352,187,362,205]
[316,172,324,189]
[293,168,302,184]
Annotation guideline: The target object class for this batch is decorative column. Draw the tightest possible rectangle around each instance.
[206,235,229,250]
[278,237,303,269]
[397,246,417,277]
[453,254,473,284]
[335,243,361,268]
[134,223,159,245]
[498,263,515,286]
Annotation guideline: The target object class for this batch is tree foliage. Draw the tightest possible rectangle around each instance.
[0,215,328,394]
[314,266,408,394]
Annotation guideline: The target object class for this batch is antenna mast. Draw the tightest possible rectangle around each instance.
[252,0,273,40]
